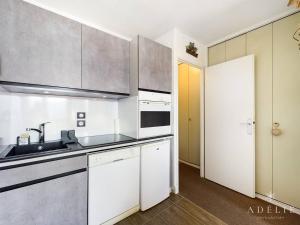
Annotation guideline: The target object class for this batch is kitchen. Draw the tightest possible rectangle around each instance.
[0,0,173,224]
[0,0,300,225]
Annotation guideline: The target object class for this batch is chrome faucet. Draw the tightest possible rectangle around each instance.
[26,122,51,143]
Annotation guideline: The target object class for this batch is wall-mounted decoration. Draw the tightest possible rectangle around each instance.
[293,27,300,50]
[186,42,198,58]
[287,0,300,8]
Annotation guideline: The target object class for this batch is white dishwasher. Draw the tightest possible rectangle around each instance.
[88,147,140,225]
[140,140,170,211]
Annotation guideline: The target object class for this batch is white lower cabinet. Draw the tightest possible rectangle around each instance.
[88,140,171,224]
[88,147,140,225]
[140,140,170,211]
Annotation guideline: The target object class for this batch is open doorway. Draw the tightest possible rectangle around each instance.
[178,62,202,173]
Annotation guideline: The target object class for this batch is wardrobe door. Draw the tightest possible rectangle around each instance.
[178,64,189,162]
[246,25,273,196]
[273,12,300,208]
[188,66,201,166]
[226,35,246,61]
[208,43,226,66]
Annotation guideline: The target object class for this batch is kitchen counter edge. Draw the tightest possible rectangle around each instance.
[0,134,173,169]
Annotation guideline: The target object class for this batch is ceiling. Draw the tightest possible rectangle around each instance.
[26,0,296,44]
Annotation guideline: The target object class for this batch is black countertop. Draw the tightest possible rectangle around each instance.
[78,134,135,148]
[0,134,173,164]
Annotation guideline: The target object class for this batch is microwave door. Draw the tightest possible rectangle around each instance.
[140,111,170,128]
[139,101,172,138]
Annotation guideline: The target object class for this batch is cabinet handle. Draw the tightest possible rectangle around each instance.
[272,122,282,136]
[113,158,124,163]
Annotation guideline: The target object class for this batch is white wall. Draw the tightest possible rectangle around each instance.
[0,92,118,145]
[156,28,207,193]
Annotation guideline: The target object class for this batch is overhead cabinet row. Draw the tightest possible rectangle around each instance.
[0,0,172,96]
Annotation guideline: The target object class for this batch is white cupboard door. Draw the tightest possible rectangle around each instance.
[141,140,170,211]
[205,55,255,198]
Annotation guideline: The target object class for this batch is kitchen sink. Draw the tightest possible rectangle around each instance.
[6,141,69,157]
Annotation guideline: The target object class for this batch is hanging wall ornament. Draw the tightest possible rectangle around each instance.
[186,42,198,58]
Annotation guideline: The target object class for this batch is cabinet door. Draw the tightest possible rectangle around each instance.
[139,36,172,93]
[247,25,273,196]
[273,12,300,208]
[225,35,246,61]
[188,66,200,166]
[82,25,130,94]
[88,147,140,225]
[178,64,189,162]
[0,172,87,225]
[0,155,87,188]
[0,0,81,88]
[141,140,170,210]
[208,43,226,66]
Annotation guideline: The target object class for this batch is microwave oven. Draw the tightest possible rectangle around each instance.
[138,91,171,138]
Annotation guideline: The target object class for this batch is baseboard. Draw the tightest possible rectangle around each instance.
[102,205,140,225]
[179,160,200,169]
[256,193,300,216]
[171,185,179,194]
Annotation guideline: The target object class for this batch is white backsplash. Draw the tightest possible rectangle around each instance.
[0,92,119,145]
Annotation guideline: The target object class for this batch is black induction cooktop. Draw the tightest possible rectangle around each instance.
[78,134,136,148]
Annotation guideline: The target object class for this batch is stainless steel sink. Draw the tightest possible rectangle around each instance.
[5,141,69,158]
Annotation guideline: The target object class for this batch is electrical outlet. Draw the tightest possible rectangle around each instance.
[77,112,86,119]
[77,120,86,127]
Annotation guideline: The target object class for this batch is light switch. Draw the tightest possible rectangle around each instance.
[77,112,86,119]
[77,120,86,127]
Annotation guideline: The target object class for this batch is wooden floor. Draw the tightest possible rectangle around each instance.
[117,162,300,225]
[179,163,300,225]
[116,193,227,225]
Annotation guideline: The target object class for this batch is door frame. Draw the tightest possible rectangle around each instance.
[177,59,205,178]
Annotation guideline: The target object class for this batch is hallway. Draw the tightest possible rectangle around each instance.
[179,163,300,225]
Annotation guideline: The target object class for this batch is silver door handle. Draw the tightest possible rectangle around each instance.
[240,120,253,126]
[240,119,254,135]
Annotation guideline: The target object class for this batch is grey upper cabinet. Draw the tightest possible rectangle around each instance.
[138,36,172,93]
[82,25,130,94]
[0,0,82,88]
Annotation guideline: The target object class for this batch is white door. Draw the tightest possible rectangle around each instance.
[205,55,255,198]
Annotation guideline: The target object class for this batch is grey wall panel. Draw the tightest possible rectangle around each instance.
[0,0,82,88]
